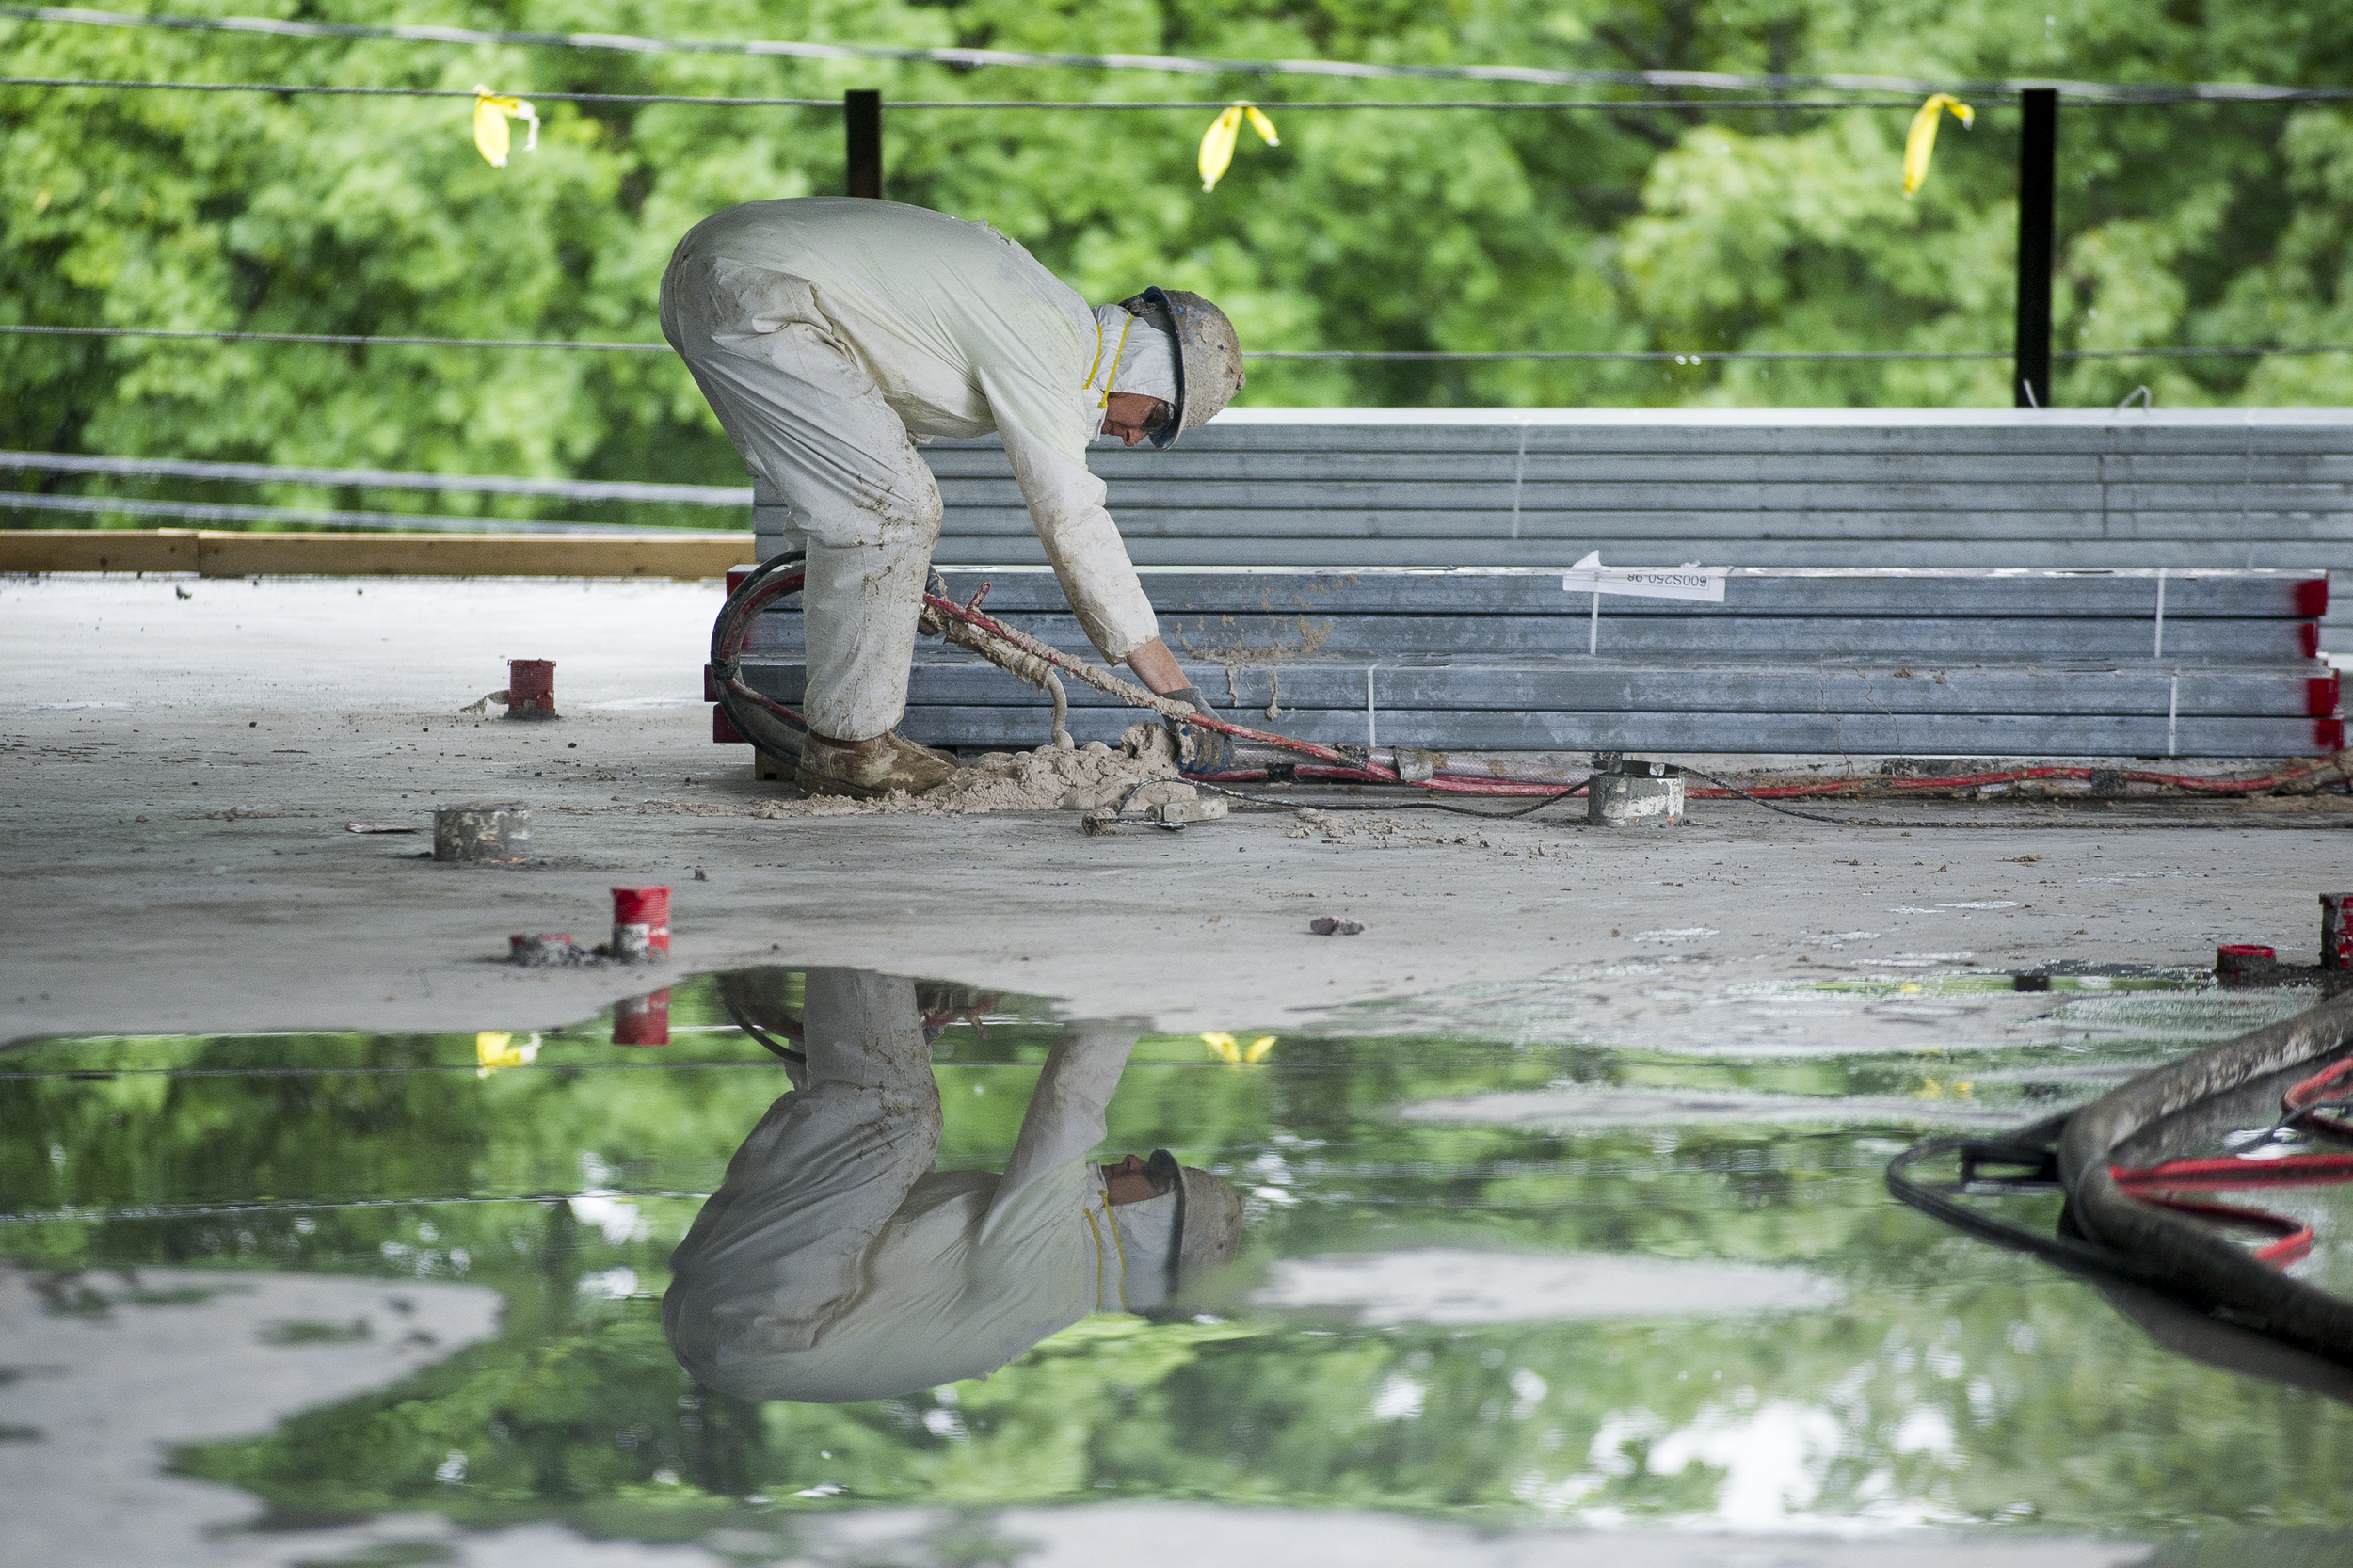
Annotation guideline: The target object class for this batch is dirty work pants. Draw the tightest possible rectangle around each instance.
[661,257,940,743]
[662,968,941,1370]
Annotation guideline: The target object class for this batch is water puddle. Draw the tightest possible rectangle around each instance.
[4,968,2350,1564]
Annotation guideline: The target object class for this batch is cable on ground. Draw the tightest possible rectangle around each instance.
[1169,778,1585,822]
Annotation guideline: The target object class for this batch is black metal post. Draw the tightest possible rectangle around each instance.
[845,89,883,200]
[2013,88,2057,408]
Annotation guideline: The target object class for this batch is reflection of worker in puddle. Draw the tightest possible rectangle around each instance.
[664,968,1244,1402]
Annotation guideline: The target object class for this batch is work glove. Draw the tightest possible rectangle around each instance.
[1164,685,1233,776]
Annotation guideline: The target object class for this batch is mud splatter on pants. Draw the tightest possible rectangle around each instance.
[662,257,947,742]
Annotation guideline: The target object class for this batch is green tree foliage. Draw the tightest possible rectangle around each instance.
[5,3,2352,520]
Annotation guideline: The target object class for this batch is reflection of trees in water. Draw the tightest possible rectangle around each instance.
[170,1272,2353,1534]
[9,973,2353,1533]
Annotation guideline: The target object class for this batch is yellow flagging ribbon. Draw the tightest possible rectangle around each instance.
[1199,103,1279,192]
[474,1031,539,1077]
[1902,93,1974,196]
[1202,1032,1276,1065]
[472,87,540,168]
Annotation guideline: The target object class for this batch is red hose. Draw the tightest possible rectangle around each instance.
[2107,1124,2353,1270]
[2111,1152,2353,1188]
[2104,1192,2317,1267]
[2284,1057,2353,1115]
[1684,755,2346,801]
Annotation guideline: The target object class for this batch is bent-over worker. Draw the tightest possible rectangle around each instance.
[664,968,1246,1401]
[661,198,1244,797]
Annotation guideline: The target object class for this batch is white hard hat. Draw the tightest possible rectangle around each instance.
[1140,1149,1246,1297]
[1118,287,1245,447]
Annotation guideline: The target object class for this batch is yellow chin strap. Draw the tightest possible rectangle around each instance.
[1085,313,1138,410]
[1082,1187,1132,1311]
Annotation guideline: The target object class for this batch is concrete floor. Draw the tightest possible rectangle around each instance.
[9,574,2350,1568]
[3,574,2347,1047]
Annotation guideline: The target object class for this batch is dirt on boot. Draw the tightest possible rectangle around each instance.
[799,731,961,799]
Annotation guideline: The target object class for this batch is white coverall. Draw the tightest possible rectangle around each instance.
[662,968,1175,1403]
[660,198,1163,742]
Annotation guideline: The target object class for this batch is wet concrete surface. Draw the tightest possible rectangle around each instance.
[4,576,2349,1048]
[0,1267,501,1568]
[9,575,2353,1566]
[9,968,2351,1565]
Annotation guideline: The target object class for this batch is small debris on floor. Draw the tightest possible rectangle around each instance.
[503,931,665,968]
[344,822,420,835]
[508,934,584,968]
[433,802,530,864]
[949,724,1180,812]
[1309,916,1365,936]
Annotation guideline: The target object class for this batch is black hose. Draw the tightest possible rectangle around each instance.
[710,551,810,766]
[1884,1119,2183,1291]
[2057,995,2353,1360]
[1889,996,2353,1369]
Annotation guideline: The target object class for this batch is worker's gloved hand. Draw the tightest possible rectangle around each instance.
[1164,686,1232,776]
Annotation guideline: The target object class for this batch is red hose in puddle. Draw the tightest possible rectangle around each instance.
[2105,1053,2353,1270]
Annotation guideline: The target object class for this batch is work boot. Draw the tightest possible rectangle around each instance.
[797,731,959,799]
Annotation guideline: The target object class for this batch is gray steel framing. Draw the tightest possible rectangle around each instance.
[749,410,2353,569]
[727,412,2345,759]
[744,613,2308,661]
[737,657,2330,720]
[724,680,2335,760]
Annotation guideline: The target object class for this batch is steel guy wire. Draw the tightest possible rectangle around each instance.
[8,324,2351,362]
[0,490,730,535]
[6,6,2348,102]
[7,75,2348,112]
[0,323,670,352]
[0,448,750,504]
[0,75,1948,109]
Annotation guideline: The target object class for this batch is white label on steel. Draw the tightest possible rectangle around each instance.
[1561,551,1727,602]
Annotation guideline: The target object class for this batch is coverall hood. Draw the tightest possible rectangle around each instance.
[1118,287,1245,447]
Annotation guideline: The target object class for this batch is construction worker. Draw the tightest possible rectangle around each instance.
[664,968,1247,1402]
[661,198,1245,798]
